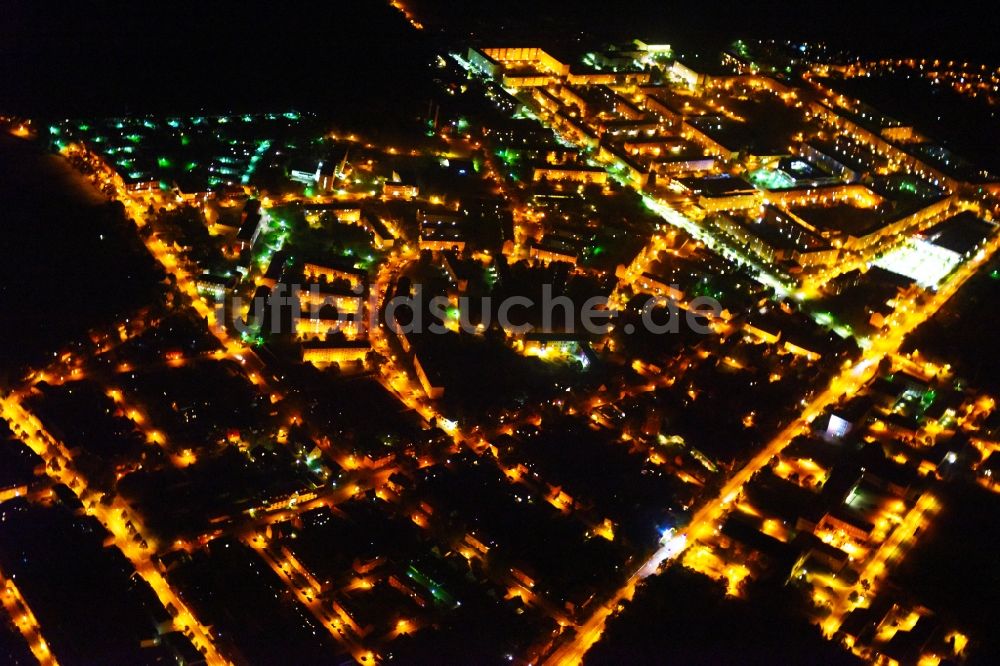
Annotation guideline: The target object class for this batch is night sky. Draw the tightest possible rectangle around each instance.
[2,0,997,118]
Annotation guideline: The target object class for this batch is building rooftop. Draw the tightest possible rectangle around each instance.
[678,175,757,198]
[923,211,995,256]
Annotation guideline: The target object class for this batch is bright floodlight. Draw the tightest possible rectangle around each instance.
[875,239,961,288]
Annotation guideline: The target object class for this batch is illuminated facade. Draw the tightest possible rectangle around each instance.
[301,340,369,366]
[532,166,608,185]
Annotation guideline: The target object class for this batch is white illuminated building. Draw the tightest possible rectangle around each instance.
[874,237,962,288]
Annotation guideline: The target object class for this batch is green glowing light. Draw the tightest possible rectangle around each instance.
[922,389,937,408]
[157,156,172,169]
[749,168,794,190]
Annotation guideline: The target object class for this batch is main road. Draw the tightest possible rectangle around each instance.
[545,227,1000,665]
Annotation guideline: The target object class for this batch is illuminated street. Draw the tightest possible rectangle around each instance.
[2,3,1000,665]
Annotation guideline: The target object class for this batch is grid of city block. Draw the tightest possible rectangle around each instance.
[2,2,1000,665]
